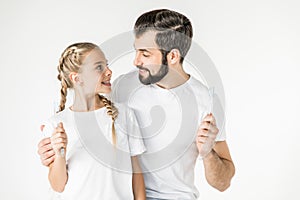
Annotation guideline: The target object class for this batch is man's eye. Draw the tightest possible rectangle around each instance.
[143,53,150,57]
[97,65,103,70]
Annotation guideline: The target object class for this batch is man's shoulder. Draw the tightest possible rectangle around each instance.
[188,76,208,91]
[111,70,142,104]
[181,76,211,107]
[113,70,139,83]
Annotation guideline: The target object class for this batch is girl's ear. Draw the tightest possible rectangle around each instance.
[69,72,81,85]
[167,49,181,65]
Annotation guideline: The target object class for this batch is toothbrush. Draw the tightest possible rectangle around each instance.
[53,101,65,157]
[208,87,215,114]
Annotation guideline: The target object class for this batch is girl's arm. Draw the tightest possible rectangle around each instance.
[48,122,68,192]
[131,156,146,200]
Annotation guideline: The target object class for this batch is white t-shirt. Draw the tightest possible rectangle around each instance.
[112,70,226,199]
[43,103,146,200]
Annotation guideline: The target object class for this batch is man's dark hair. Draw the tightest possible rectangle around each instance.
[134,9,193,63]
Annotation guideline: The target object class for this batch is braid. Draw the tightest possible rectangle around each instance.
[57,72,68,112]
[63,47,80,70]
[57,50,73,112]
[100,95,118,145]
[56,42,98,112]
[62,46,77,58]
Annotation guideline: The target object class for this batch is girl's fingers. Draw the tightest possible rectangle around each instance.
[51,137,67,145]
[51,132,67,139]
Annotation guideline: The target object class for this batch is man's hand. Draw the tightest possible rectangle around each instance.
[196,113,219,158]
[37,136,55,167]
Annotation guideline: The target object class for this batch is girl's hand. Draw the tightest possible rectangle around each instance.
[51,122,68,157]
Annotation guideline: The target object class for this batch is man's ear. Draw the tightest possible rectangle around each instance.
[167,49,181,65]
[69,72,80,85]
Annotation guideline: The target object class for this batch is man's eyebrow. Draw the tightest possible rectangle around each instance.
[133,44,152,52]
[135,48,151,53]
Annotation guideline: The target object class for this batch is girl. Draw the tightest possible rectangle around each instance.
[42,42,146,200]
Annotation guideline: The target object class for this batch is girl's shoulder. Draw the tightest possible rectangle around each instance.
[42,109,70,137]
[43,108,71,128]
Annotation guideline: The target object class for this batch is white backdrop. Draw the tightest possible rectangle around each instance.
[0,0,299,199]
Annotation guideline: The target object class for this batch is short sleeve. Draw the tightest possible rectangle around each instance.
[210,90,227,141]
[197,84,226,142]
[126,107,146,156]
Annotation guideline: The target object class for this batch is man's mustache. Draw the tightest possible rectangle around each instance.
[137,66,150,73]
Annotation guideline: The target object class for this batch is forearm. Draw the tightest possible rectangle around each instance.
[132,173,146,200]
[48,156,68,192]
[131,156,146,200]
[203,150,235,191]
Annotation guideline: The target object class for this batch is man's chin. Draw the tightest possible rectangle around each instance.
[139,75,151,85]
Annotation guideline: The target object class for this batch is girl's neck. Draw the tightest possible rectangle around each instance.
[71,93,104,112]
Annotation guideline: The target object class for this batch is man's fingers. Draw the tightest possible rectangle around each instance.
[38,143,53,155]
[38,138,51,148]
[199,121,211,130]
[198,130,208,137]
[202,113,212,121]
[197,114,218,157]
[40,125,45,132]
[197,125,219,143]
[41,150,55,160]
[198,119,218,137]
[202,113,216,125]
[210,126,219,136]
[42,156,55,167]
[197,136,207,144]
[198,127,218,139]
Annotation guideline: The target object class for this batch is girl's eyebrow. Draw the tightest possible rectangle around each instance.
[94,60,108,65]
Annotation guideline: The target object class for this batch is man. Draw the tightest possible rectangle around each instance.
[38,9,235,199]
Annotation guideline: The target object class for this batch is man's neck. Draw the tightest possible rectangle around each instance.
[156,68,190,89]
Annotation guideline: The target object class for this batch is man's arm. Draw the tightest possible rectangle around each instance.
[196,114,235,191]
[131,156,146,200]
[203,141,235,191]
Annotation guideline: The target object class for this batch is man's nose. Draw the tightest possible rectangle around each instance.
[133,52,142,67]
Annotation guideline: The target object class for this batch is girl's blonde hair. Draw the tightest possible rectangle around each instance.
[57,42,118,145]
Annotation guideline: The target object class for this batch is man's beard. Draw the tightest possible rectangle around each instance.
[137,57,169,85]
